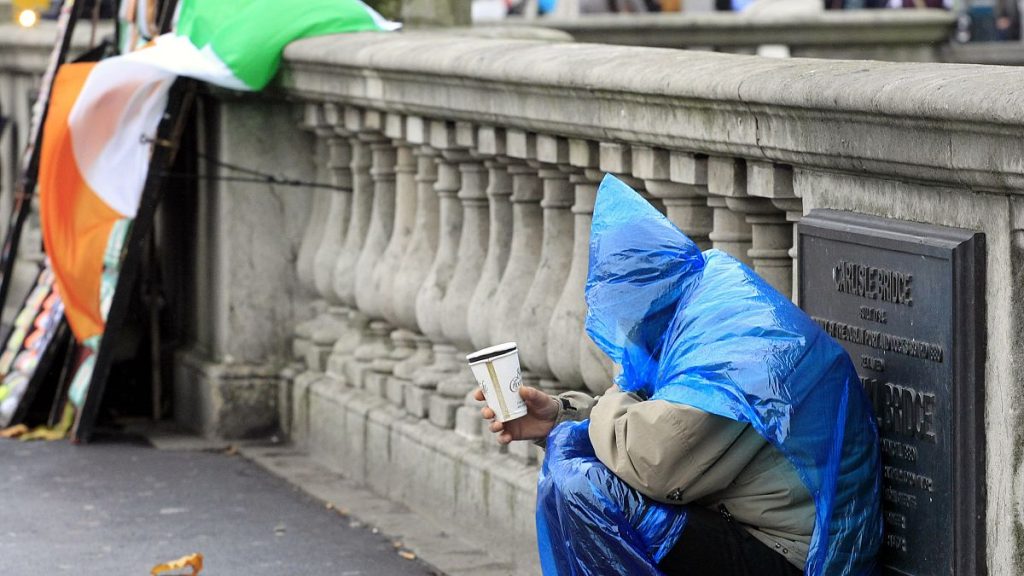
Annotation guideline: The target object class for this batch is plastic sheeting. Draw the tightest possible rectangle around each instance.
[536,175,881,575]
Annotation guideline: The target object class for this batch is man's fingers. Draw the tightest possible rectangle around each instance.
[473,388,485,402]
[480,406,495,420]
[489,420,504,434]
[520,385,554,411]
[497,432,512,445]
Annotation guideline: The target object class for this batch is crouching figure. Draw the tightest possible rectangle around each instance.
[478,176,882,576]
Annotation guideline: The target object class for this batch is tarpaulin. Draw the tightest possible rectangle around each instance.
[537,174,881,575]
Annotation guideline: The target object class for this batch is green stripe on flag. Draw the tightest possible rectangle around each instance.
[177,0,391,91]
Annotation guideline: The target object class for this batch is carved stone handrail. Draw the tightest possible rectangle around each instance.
[492,10,955,57]
[280,32,1024,192]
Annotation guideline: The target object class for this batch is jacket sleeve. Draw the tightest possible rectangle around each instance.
[588,390,757,504]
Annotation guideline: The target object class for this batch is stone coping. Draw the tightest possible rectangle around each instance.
[280,31,1024,192]
[491,10,956,48]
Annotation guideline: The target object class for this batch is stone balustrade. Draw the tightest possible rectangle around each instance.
[493,9,957,61]
[263,31,1023,575]
[4,21,1024,575]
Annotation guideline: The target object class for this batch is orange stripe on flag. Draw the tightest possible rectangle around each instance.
[38,63,122,342]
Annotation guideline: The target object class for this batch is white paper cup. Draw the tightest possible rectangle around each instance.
[467,342,527,422]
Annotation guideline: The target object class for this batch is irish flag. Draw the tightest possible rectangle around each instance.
[39,0,397,345]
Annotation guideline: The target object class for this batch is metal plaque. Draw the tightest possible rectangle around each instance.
[798,210,985,576]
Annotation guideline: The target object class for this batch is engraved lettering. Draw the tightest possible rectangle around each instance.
[884,487,918,509]
[859,305,888,324]
[860,377,937,442]
[833,260,913,306]
[884,510,908,530]
[813,317,944,363]
[860,354,886,372]
[880,438,918,463]
[884,466,934,492]
[885,533,908,553]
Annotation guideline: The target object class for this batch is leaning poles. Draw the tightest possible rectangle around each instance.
[0,0,86,327]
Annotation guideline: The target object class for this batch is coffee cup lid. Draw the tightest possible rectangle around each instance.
[466,342,518,364]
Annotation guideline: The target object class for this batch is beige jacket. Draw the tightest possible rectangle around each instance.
[556,387,813,571]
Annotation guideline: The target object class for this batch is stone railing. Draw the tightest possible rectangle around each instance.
[493,10,957,60]
[3,21,1023,575]
[169,30,1023,574]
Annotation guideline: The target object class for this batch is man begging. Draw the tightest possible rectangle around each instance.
[477,175,882,576]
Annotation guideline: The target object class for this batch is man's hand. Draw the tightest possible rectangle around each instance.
[476,385,560,445]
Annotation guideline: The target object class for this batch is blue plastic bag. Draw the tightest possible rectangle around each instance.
[536,175,882,575]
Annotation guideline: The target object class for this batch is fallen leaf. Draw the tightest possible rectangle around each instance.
[18,403,74,442]
[151,552,203,576]
[224,445,238,456]
[398,550,417,561]
[0,424,28,439]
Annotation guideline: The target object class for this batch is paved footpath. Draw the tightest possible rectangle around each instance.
[0,435,436,575]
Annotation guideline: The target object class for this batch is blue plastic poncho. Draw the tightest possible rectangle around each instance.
[536,175,882,575]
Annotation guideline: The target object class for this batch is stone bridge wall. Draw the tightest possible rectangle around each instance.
[2,20,1024,575]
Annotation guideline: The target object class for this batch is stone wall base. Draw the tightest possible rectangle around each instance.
[174,347,280,439]
[288,374,542,575]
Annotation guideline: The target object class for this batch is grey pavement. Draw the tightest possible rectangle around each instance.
[0,435,437,575]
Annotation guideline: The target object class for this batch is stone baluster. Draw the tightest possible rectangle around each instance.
[324,107,374,384]
[293,103,333,362]
[634,146,713,250]
[747,161,801,300]
[305,105,354,371]
[389,118,441,415]
[600,142,663,213]
[490,131,544,462]
[295,103,330,304]
[365,114,418,399]
[707,156,754,265]
[710,157,793,297]
[455,127,513,438]
[409,121,466,417]
[547,139,605,393]
[489,131,542,347]
[348,111,398,390]
[517,135,575,396]
[432,122,491,430]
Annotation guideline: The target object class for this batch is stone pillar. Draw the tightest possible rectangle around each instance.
[634,146,713,250]
[747,161,801,300]
[305,105,354,371]
[410,121,465,416]
[292,103,332,361]
[457,127,513,439]
[175,97,314,439]
[707,156,753,265]
[325,108,374,385]
[547,139,605,393]
[366,113,418,400]
[600,142,658,209]
[349,111,397,390]
[517,135,574,396]
[391,117,441,415]
[432,122,490,430]
[712,158,794,297]
[490,130,542,347]
[467,127,512,352]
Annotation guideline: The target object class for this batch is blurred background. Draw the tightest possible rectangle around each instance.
[0,0,1017,42]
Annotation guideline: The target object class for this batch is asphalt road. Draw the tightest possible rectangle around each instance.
[0,435,436,575]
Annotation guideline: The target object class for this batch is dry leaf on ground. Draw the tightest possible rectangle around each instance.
[151,552,203,576]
